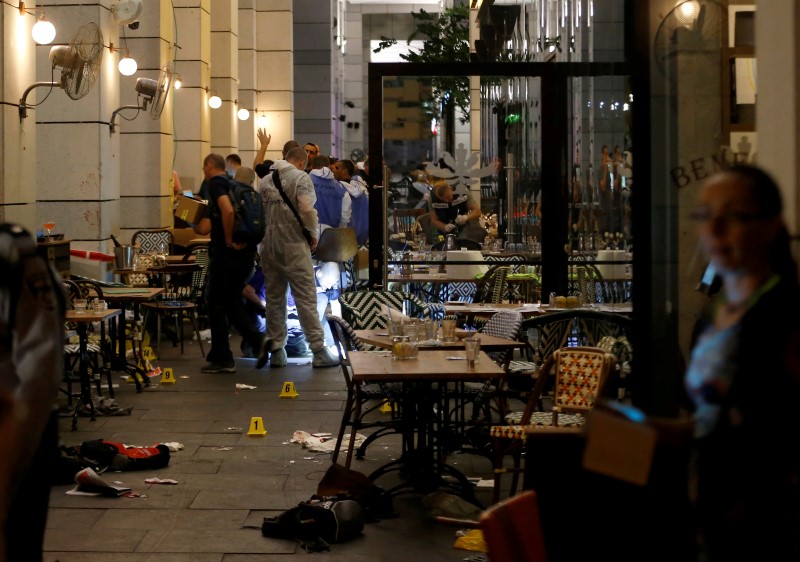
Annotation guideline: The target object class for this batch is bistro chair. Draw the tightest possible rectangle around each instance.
[508,309,633,404]
[326,314,402,468]
[436,490,549,562]
[62,279,114,402]
[131,228,174,256]
[314,227,359,292]
[448,310,523,427]
[392,208,426,240]
[489,346,617,503]
[140,263,206,358]
[338,289,434,331]
[183,243,210,329]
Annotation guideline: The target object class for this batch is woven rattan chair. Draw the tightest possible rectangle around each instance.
[489,346,617,503]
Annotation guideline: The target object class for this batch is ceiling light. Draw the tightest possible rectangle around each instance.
[208,93,222,109]
[173,75,182,89]
[257,114,269,128]
[118,56,138,76]
[237,108,250,120]
[32,17,55,45]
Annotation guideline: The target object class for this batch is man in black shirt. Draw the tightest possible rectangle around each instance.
[193,153,267,373]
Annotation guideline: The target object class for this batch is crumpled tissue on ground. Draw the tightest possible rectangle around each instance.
[161,442,184,452]
[290,430,366,453]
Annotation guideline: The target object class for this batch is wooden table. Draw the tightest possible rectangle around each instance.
[65,308,123,428]
[354,329,524,352]
[443,302,633,318]
[348,349,502,504]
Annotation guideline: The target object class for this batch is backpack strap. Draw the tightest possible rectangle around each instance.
[272,169,314,245]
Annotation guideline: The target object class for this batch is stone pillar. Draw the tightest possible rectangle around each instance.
[255,0,294,160]
[210,0,238,158]
[117,0,177,243]
[293,0,332,154]
[756,0,800,236]
[173,0,212,194]
[0,2,39,230]
[31,1,119,279]
[342,3,365,162]
[237,0,257,168]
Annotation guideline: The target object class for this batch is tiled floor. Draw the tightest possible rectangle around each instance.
[45,334,501,561]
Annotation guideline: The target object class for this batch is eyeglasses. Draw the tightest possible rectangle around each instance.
[689,209,766,226]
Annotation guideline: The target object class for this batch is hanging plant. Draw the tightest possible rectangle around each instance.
[373,5,471,125]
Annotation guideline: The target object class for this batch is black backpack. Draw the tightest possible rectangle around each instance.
[228,178,266,245]
[261,498,365,552]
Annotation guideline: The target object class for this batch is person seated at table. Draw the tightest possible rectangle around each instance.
[428,181,486,243]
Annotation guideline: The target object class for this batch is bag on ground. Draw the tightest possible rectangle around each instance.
[261,498,365,552]
[79,439,171,471]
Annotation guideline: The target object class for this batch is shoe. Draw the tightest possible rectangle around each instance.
[270,347,288,368]
[312,347,340,368]
[255,337,271,369]
[201,362,236,373]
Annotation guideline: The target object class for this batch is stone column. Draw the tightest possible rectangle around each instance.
[173,0,212,194]
[237,0,257,168]
[210,0,238,158]
[0,2,39,230]
[255,0,294,160]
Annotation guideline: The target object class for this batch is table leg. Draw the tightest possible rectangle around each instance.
[75,324,96,428]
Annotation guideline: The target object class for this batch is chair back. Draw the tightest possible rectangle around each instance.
[183,244,210,304]
[520,346,617,425]
[517,309,632,373]
[338,290,431,330]
[327,314,365,389]
[480,310,523,367]
[315,227,358,263]
[131,228,174,255]
[392,208,426,238]
[479,490,548,562]
[474,265,511,304]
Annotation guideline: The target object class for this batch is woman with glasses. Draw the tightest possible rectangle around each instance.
[685,164,800,561]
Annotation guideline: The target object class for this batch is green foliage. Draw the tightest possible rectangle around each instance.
[374,6,471,124]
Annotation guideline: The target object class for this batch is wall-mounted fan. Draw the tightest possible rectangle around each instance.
[653,0,724,83]
[111,0,143,25]
[109,63,174,133]
[19,22,104,119]
[350,148,366,162]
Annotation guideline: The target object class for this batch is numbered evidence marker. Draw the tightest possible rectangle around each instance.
[279,381,299,399]
[247,416,267,436]
[142,346,156,360]
[160,367,176,385]
[379,400,397,414]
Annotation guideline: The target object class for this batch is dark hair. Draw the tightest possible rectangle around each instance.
[339,159,355,177]
[226,154,241,166]
[725,164,797,283]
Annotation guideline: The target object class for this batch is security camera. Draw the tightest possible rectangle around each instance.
[128,20,140,30]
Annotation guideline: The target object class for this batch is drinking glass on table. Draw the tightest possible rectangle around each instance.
[73,299,88,314]
[441,318,457,342]
[42,220,56,237]
[464,337,479,371]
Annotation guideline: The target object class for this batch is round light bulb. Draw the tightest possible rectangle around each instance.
[118,57,138,76]
[208,95,222,109]
[257,114,269,128]
[32,19,55,45]
[173,77,182,90]
[237,108,250,120]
